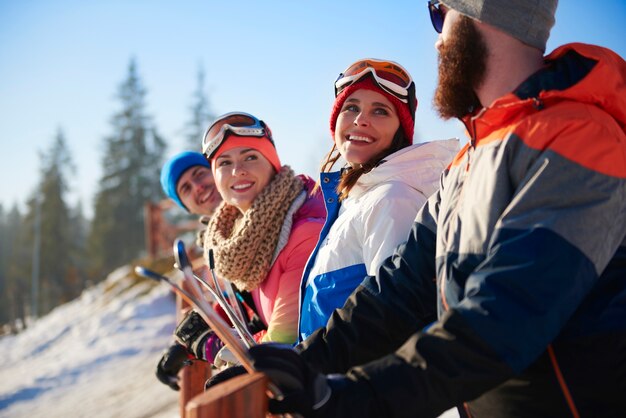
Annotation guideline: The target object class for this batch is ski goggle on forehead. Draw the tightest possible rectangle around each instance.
[335,59,414,101]
[334,59,416,116]
[202,112,273,160]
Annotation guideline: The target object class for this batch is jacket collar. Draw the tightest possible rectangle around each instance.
[460,43,626,142]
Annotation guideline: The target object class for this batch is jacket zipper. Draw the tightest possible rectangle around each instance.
[441,110,484,310]
[465,108,485,172]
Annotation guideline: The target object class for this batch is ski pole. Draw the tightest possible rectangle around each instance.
[175,242,234,320]
[173,264,253,337]
[206,248,248,330]
[136,265,285,401]
[134,265,255,373]
[173,264,256,346]
[136,263,286,401]
[173,240,255,347]
[207,250,230,312]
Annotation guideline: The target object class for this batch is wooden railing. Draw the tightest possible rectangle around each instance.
[185,372,268,418]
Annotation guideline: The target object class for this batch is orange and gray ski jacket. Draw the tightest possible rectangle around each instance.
[298,43,626,417]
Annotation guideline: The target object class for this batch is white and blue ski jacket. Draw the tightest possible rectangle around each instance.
[298,140,458,341]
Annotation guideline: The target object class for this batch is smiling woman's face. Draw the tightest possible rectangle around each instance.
[334,89,400,167]
[213,146,275,213]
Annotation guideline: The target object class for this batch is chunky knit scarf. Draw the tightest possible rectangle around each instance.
[204,166,304,291]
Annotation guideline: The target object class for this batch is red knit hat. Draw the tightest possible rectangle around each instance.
[210,136,282,173]
[329,77,417,143]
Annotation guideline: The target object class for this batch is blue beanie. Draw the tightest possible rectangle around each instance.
[160,151,210,210]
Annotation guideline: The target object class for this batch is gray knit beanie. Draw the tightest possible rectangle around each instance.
[441,0,558,51]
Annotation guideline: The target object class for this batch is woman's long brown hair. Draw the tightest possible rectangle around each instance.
[317,128,410,200]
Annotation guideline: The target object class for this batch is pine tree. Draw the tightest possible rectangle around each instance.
[184,65,216,150]
[67,201,89,290]
[0,189,73,326]
[1,204,29,328]
[32,128,77,314]
[0,205,14,278]
[88,59,166,278]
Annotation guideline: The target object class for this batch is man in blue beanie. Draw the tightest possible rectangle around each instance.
[160,151,221,216]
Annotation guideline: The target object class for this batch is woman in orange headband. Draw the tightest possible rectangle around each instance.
[156,112,325,389]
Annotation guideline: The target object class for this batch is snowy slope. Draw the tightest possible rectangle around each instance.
[0,266,180,418]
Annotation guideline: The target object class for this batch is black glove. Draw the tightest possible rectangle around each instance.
[155,343,193,391]
[204,364,248,390]
[174,309,212,360]
[248,343,340,417]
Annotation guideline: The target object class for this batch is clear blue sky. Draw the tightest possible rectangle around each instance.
[1,0,624,218]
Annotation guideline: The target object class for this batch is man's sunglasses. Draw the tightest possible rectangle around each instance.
[428,0,447,34]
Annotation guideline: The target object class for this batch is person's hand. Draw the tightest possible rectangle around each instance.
[213,345,241,368]
[175,309,242,366]
[174,309,213,360]
[202,344,365,416]
[204,364,247,390]
[248,343,337,416]
[155,343,193,391]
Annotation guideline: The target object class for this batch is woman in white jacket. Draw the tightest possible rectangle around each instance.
[298,59,458,341]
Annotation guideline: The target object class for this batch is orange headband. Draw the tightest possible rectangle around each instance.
[210,136,282,173]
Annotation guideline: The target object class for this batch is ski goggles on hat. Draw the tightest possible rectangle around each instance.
[202,112,273,159]
[335,59,416,115]
[335,59,414,100]
[428,0,447,34]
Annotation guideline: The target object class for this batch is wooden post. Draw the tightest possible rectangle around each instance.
[177,279,212,418]
[185,372,268,418]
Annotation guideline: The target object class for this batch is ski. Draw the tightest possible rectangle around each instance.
[205,248,249,333]
[173,240,255,347]
[134,265,255,373]
[135,260,284,400]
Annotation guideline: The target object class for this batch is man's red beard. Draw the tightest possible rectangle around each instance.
[433,15,488,120]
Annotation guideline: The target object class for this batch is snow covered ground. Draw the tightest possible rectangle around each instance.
[0,265,180,418]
